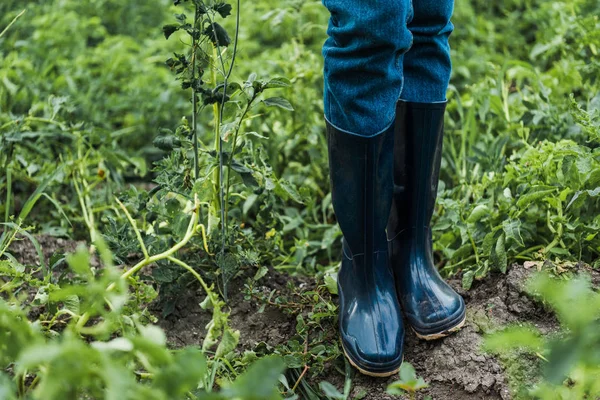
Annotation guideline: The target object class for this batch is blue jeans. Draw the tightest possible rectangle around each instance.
[322,0,454,137]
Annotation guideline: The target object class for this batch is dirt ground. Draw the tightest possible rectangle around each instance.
[9,235,592,400]
[159,267,530,400]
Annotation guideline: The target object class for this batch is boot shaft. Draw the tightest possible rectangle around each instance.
[327,122,394,256]
[388,101,446,236]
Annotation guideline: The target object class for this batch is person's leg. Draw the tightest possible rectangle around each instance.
[322,0,413,136]
[322,0,412,376]
[388,0,466,340]
[400,0,454,102]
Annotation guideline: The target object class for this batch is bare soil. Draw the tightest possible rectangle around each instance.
[9,235,593,400]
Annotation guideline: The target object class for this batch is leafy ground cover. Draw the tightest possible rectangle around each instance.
[1,0,600,398]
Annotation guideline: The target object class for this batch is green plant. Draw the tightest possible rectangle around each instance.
[484,271,600,399]
[387,363,429,400]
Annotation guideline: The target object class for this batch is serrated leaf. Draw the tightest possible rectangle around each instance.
[275,179,303,203]
[399,362,417,382]
[264,77,291,89]
[215,328,240,358]
[63,295,80,315]
[263,97,294,111]
[502,219,524,247]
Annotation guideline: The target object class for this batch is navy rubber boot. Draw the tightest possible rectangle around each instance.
[327,121,404,377]
[387,101,466,340]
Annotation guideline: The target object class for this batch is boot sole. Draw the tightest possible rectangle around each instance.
[341,342,402,377]
[412,314,466,341]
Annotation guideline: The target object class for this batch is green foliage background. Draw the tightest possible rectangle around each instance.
[2,0,600,277]
[1,0,600,398]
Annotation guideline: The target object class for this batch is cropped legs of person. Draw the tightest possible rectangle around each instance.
[322,0,465,377]
[388,0,466,340]
[322,0,412,377]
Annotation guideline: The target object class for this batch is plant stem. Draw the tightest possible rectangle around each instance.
[191,6,200,181]
[76,196,211,331]
[0,9,26,38]
[115,197,148,259]
[0,116,66,131]
[4,167,11,223]
[167,256,212,301]
[211,46,221,217]
[207,0,241,300]
[224,97,255,219]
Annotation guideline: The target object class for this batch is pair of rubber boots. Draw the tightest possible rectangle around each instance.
[327,101,466,377]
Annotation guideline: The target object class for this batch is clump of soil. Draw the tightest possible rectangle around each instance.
[10,235,595,400]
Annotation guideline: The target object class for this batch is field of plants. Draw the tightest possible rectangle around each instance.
[1,0,600,398]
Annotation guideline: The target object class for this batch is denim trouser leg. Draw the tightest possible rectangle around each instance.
[322,0,413,137]
[400,0,455,102]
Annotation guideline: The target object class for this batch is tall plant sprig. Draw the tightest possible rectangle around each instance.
[163,0,294,298]
[164,0,240,298]
[206,0,241,301]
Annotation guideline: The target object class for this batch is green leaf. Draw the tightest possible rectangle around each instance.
[66,246,92,278]
[231,162,258,188]
[41,193,72,227]
[324,273,338,295]
[264,77,291,89]
[467,204,490,223]
[0,372,16,400]
[483,325,543,354]
[494,233,508,273]
[399,362,418,382]
[319,382,345,400]
[204,23,231,47]
[215,327,240,358]
[516,188,556,209]
[275,179,303,203]
[163,24,179,39]
[254,265,268,281]
[32,286,49,306]
[243,193,258,215]
[462,270,475,290]
[213,3,232,17]
[263,97,294,111]
[153,135,182,151]
[91,338,134,352]
[566,187,600,209]
[387,363,429,395]
[221,356,286,400]
[0,223,47,274]
[139,324,167,346]
[502,219,524,247]
[0,166,63,251]
[153,347,208,397]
